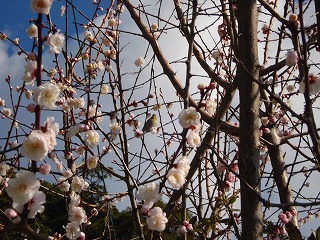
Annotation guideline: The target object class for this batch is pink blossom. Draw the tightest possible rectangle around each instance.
[39,163,51,175]
[166,168,185,189]
[286,51,298,67]
[299,74,320,95]
[146,207,168,232]
[278,212,289,224]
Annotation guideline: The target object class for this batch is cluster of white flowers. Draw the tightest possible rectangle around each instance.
[33,82,61,109]
[178,107,201,128]
[6,170,46,220]
[21,117,59,161]
[166,156,190,189]
[65,192,87,239]
[85,130,100,148]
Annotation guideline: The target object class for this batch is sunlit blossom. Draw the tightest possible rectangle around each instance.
[136,182,161,211]
[65,222,81,240]
[0,162,10,176]
[6,170,40,205]
[71,176,87,193]
[85,130,100,148]
[58,177,70,192]
[47,31,65,54]
[33,82,60,109]
[166,168,185,189]
[21,130,49,161]
[178,107,201,128]
[13,190,46,218]
[68,206,87,225]
[26,24,38,38]
[109,122,121,140]
[86,156,99,170]
[146,207,168,232]
[31,0,53,14]
[22,60,38,85]
[176,156,190,177]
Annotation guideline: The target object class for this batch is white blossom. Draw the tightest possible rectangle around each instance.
[68,206,87,225]
[146,207,168,232]
[58,177,70,192]
[136,182,161,211]
[178,107,201,128]
[134,57,145,67]
[33,82,60,109]
[0,162,10,176]
[299,74,320,95]
[47,31,65,54]
[26,24,38,38]
[6,170,40,205]
[71,176,86,193]
[85,130,100,148]
[21,130,49,161]
[31,0,53,14]
[22,60,38,85]
[109,123,121,140]
[65,222,81,240]
[176,156,190,177]
[205,99,216,114]
[13,190,46,218]
[187,130,201,148]
[166,168,185,189]
[86,156,99,170]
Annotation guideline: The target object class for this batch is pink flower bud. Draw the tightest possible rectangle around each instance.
[27,103,36,113]
[4,208,18,219]
[39,163,51,175]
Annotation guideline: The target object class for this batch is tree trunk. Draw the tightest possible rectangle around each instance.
[236,0,263,239]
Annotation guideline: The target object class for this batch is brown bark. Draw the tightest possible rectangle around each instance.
[236,0,263,239]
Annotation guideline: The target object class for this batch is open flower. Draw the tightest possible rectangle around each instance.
[68,206,87,225]
[6,170,40,205]
[86,156,99,170]
[21,130,49,161]
[299,73,320,95]
[47,31,65,54]
[109,122,121,140]
[85,130,100,148]
[187,130,201,149]
[146,207,168,232]
[166,168,185,189]
[13,190,46,218]
[22,60,38,85]
[136,182,161,211]
[176,156,190,177]
[71,176,87,193]
[178,107,201,128]
[26,24,38,38]
[31,0,53,14]
[33,82,60,109]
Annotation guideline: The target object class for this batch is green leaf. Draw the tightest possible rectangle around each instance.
[228,196,237,205]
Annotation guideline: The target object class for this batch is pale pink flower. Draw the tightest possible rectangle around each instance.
[27,24,38,38]
[178,107,201,128]
[22,60,38,85]
[85,130,100,148]
[47,31,65,54]
[86,156,98,170]
[58,177,70,192]
[166,168,185,189]
[21,130,49,161]
[88,105,103,123]
[31,0,53,14]
[71,176,86,193]
[136,182,161,211]
[134,57,145,67]
[299,74,320,95]
[68,206,87,225]
[33,82,60,109]
[65,222,81,240]
[13,190,46,218]
[39,163,51,175]
[211,48,223,62]
[6,170,40,205]
[278,212,290,224]
[187,130,201,148]
[176,156,190,177]
[146,207,168,232]
[286,51,298,66]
